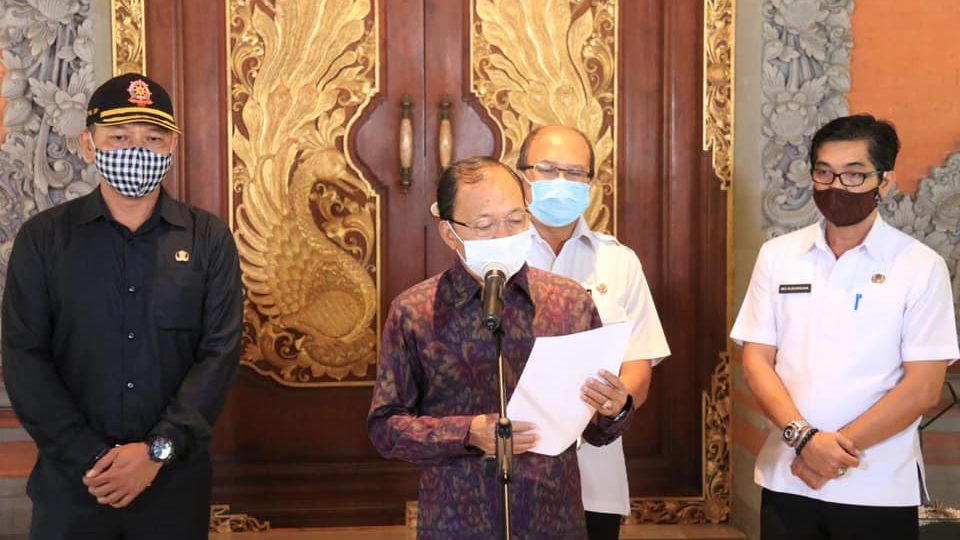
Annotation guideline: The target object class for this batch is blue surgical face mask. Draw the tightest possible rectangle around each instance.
[526,178,591,227]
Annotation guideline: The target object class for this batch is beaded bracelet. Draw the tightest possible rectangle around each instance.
[795,427,820,456]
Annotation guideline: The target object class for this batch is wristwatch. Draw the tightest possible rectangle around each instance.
[146,435,176,464]
[782,419,810,448]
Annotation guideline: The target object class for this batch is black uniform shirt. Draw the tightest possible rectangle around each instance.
[2,187,242,484]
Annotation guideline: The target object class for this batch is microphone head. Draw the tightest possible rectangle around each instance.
[482,261,508,277]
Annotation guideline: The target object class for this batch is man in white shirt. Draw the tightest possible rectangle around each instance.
[518,125,671,540]
[731,114,959,539]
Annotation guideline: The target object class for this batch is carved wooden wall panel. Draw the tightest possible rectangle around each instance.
[229,0,381,387]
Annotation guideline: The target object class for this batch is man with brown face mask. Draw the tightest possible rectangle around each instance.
[731,114,958,540]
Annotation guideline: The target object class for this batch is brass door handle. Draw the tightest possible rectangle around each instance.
[399,95,413,193]
[438,95,452,169]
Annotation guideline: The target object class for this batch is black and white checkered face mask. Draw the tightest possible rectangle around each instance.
[94,146,172,198]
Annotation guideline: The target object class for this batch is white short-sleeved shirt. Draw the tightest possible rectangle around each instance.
[527,217,671,515]
[731,217,959,507]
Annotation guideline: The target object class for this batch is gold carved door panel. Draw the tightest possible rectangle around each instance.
[229,0,382,387]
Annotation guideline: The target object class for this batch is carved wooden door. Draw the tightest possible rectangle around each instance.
[142,0,730,528]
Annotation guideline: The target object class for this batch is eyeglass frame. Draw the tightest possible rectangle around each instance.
[518,161,593,183]
[810,167,885,188]
[446,209,531,239]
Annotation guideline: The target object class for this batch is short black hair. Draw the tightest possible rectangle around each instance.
[809,114,900,172]
[436,156,526,221]
[516,125,596,177]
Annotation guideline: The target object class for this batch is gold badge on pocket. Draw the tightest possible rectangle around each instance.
[175,250,190,263]
[595,283,608,295]
[871,273,885,284]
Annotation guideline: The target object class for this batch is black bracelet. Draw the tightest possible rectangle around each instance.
[795,427,819,456]
[611,394,634,422]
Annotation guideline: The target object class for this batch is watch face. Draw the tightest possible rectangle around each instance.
[150,437,175,462]
[783,425,797,442]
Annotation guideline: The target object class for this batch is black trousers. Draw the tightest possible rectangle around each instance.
[585,511,622,540]
[28,457,211,540]
[761,488,918,540]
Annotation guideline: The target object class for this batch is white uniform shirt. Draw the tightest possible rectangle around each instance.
[731,217,959,507]
[527,217,671,515]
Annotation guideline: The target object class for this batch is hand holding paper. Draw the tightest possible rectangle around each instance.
[506,321,632,456]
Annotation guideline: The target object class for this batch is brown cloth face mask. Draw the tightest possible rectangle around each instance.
[813,187,880,227]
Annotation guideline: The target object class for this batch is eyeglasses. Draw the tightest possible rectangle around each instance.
[811,168,884,187]
[519,162,592,183]
[448,210,530,239]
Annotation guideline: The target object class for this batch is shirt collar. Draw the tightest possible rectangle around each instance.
[73,186,109,225]
[529,215,598,253]
[804,215,895,265]
[448,257,532,309]
[156,190,188,228]
[860,216,896,265]
[72,187,186,229]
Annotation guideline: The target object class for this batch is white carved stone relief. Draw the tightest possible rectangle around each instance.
[0,0,97,413]
[0,0,97,295]
[761,0,853,238]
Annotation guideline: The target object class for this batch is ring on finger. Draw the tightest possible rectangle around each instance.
[837,466,847,477]
[602,399,613,411]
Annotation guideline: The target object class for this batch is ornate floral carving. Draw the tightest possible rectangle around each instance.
[0,0,97,311]
[880,152,960,335]
[229,0,381,387]
[470,0,617,233]
[704,0,735,189]
[628,353,731,524]
[209,504,270,533]
[761,0,853,238]
[110,0,145,75]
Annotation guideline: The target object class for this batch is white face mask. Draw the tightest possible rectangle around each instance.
[448,223,532,280]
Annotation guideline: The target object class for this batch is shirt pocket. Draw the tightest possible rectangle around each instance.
[156,268,205,330]
[851,283,903,355]
[590,293,628,326]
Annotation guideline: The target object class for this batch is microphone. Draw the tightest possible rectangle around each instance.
[481,262,507,331]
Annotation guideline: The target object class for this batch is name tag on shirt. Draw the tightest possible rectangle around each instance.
[778,283,812,294]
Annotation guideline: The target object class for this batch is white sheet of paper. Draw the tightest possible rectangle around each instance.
[506,321,632,456]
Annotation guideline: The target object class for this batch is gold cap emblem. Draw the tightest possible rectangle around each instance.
[871,273,885,284]
[175,250,190,263]
[127,79,153,107]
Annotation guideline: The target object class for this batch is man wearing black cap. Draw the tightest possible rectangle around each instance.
[2,73,242,539]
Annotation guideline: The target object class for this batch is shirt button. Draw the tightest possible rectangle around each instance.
[127,285,136,293]
[126,382,135,390]
[127,331,136,340]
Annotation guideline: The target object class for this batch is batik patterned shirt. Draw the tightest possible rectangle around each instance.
[368,261,631,539]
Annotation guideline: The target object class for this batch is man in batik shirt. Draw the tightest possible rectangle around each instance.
[368,156,635,539]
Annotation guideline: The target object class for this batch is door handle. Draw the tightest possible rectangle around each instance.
[438,95,452,170]
[399,95,413,193]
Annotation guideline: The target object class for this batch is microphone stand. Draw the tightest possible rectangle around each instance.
[492,326,512,540]
[481,265,512,540]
